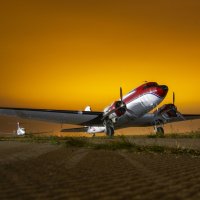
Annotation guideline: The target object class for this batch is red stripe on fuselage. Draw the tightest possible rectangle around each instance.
[123,83,166,105]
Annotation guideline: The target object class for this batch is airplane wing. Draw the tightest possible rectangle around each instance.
[161,114,200,124]
[182,114,200,120]
[1,107,199,133]
[0,107,103,126]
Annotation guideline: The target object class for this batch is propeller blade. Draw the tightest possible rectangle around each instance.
[120,87,123,102]
[173,92,175,105]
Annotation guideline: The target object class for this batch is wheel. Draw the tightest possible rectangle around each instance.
[104,119,115,137]
[106,125,114,137]
[156,127,164,137]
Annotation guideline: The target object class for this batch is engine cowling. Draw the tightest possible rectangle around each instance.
[104,101,126,120]
[114,101,126,117]
[155,104,178,119]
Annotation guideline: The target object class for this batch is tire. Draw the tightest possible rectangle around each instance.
[156,127,164,137]
[104,119,114,137]
[106,126,114,137]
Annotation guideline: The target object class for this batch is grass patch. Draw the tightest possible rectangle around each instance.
[93,138,134,150]
[1,135,200,156]
[165,131,200,138]
[0,135,62,144]
[64,137,90,147]
[144,131,200,139]
[170,148,200,156]
[147,134,165,138]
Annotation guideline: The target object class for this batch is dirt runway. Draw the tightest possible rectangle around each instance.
[1,141,200,200]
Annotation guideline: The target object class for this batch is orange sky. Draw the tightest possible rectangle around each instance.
[0,0,200,113]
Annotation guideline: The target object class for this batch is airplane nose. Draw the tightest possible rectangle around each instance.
[156,85,168,98]
[160,85,168,92]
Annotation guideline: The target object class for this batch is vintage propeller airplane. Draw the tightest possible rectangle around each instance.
[0,82,200,136]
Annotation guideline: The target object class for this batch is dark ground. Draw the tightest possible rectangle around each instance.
[1,140,200,200]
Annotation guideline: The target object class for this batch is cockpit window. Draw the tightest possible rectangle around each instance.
[143,82,158,89]
[128,89,135,94]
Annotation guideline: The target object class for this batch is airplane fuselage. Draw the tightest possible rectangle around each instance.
[124,82,168,118]
[104,82,168,123]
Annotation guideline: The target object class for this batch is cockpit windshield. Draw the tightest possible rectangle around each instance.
[143,82,158,89]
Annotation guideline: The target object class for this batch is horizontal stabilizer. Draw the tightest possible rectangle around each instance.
[182,114,200,120]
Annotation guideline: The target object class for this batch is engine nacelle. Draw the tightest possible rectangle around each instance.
[155,104,178,119]
[87,126,105,134]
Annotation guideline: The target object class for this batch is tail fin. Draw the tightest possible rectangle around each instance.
[84,106,91,111]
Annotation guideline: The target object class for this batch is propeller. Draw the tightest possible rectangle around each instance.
[172,92,185,120]
[119,87,137,117]
[102,87,126,120]
[120,87,123,102]
[120,87,126,106]
[173,92,175,105]
[120,87,128,110]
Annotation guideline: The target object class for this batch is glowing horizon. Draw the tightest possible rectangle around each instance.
[0,0,200,113]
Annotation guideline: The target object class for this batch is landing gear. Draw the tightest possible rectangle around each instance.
[106,126,114,137]
[154,120,164,136]
[104,120,115,137]
[155,127,164,136]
